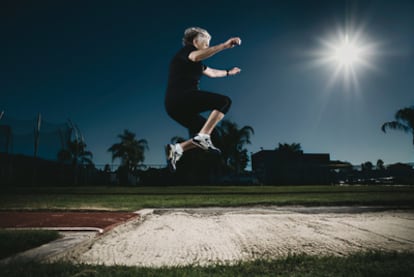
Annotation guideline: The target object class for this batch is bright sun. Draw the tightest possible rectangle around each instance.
[308,25,379,91]
[332,35,362,67]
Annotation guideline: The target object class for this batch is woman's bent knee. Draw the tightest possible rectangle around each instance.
[220,96,232,114]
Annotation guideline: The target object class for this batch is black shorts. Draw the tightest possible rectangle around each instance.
[165,89,232,137]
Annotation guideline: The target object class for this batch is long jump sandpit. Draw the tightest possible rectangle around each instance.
[62,206,414,267]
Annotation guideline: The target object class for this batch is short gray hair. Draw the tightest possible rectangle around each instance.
[182,27,211,46]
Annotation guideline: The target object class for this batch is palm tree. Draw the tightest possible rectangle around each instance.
[58,139,94,185]
[108,129,148,172]
[218,120,254,173]
[376,159,385,171]
[58,140,94,166]
[275,143,303,154]
[170,136,186,144]
[382,106,414,147]
[58,120,94,166]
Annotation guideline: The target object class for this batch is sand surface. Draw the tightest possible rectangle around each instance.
[66,207,414,267]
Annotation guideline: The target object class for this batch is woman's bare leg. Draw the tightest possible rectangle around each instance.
[199,109,224,135]
[179,139,197,152]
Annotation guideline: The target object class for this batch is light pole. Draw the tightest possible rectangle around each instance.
[33,113,42,185]
[34,113,41,158]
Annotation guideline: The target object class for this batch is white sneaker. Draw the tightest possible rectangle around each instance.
[165,144,183,172]
[192,134,221,154]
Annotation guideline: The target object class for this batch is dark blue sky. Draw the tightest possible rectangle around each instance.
[1,0,413,167]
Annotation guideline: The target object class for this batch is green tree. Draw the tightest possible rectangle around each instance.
[108,129,148,173]
[58,140,94,166]
[275,143,303,154]
[218,120,254,173]
[382,106,414,147]
[170,136,186,144]
[58,138,94,185]
[376,159,385,171]
[361,161,373,172]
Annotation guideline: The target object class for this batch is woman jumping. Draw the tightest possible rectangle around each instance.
[165,27,241,171]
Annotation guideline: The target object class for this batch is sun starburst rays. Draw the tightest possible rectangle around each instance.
[307,24,380,92]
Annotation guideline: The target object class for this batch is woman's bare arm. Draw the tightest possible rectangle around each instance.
[189,37,241,62]
[203,67,241,78]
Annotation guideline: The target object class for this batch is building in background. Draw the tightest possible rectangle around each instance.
[251,150,331,185]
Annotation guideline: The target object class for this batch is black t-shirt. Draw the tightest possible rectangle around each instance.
[166,45,206,96]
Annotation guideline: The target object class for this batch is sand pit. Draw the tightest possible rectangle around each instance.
[65,207,414,267]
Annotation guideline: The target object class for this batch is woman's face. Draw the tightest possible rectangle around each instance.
[194,35,210,49]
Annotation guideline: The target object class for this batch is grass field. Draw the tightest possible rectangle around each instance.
[0,230,60,259]
[1,252,413,276]
[1,185,414,211]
